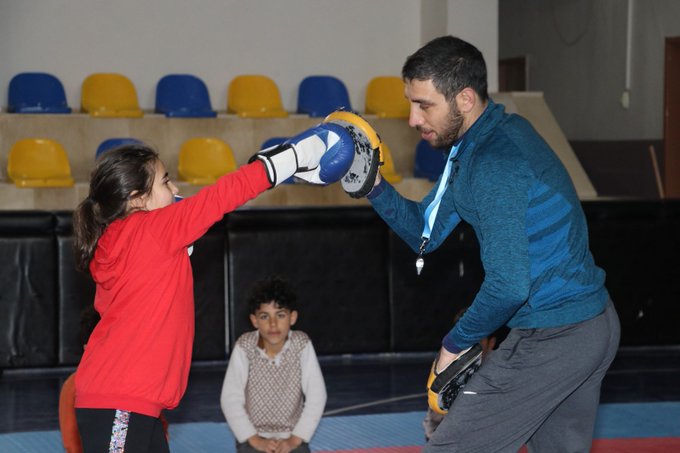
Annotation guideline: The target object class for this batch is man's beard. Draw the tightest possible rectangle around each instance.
[432,105,465,149]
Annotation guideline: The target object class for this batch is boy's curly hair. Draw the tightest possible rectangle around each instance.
[247,275,297,314]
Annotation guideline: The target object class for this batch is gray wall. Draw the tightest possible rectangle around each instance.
[0,0,498,113]
[499,0,680,141]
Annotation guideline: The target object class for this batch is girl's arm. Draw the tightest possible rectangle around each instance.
[149,161,271,254]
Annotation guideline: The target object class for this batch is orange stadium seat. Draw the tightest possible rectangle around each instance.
[7,138,75,187]
[227,75,288,118]
[178,137,237,185]
[81,73,143,117]
[365,76,410,118]
[379,142,403,184]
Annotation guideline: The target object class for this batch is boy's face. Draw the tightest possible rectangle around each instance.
[250,301,297,352]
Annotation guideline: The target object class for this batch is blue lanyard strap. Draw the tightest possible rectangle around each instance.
[415,143,459,276]
[421,143,460,241]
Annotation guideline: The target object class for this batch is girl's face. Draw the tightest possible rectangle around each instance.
[137,160,179,211]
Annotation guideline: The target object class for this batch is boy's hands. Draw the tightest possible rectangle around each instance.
[248,435,278,453]
[247,435,303,453]
[275,435,303,453]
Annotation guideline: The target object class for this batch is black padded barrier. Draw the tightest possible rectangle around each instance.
[1,201,679,370]
[225,208,390,355]
[0,211,57,368]
[55,211,96,366]
[583,201,680,346]
[389,223,484,352]
[190,219,228,361]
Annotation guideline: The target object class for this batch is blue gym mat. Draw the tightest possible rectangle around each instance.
[1,402,679,452]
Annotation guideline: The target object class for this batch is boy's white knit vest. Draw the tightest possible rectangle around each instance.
[238,330,310,434]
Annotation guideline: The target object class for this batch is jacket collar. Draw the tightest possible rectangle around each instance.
[453,99,505,159]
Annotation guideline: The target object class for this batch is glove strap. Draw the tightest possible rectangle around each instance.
[249,144,298,187]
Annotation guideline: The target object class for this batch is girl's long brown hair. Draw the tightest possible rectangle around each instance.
[73,145,158,273]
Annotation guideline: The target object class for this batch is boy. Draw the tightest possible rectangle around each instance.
[221,276,326,453]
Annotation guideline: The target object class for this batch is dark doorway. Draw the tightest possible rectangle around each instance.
[665,37,680,198]
[499,56,527,91]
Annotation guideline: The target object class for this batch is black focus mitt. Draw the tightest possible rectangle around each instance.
[323,110,383,198]
[426,343,484,414]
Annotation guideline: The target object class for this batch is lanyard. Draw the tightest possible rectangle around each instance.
[416,142,460,275]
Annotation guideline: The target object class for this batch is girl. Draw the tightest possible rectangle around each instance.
[72,145,270,452]
[72,126,353,452]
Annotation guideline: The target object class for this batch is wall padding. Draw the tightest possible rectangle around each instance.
[388,223,484,352]
[0,212,57,368]
[225,208,390,355]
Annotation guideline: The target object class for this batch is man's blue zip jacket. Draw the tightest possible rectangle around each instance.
[368,99,609,353]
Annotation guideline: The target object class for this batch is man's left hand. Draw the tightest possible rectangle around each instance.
[435,346,464,373]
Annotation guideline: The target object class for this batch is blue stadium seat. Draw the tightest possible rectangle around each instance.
[7,72,72,114]
[155,74,217,118]
[96,138,144,159]
[413,140,448,181]
[297,75,352,117]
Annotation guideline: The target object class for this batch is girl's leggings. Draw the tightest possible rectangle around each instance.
[76,408,169,453]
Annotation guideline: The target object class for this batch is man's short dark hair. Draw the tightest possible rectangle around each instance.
[402,35,488,103]
[247,275,297,314]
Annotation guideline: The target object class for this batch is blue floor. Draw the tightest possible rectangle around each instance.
[3,403,680,452]
[1,347,679,451]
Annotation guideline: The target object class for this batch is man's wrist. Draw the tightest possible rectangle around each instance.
[367,175,387,199]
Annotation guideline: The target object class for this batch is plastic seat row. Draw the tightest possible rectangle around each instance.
[6,72,411,119]
[5,135,447,188]
[5,137,236,188]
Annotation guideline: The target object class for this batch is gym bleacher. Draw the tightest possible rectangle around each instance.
[1,74,679,369]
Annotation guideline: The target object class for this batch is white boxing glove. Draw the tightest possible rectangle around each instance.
[249,123,356,187]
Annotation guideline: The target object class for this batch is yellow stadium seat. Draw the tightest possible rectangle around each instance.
[178,138,237,185]
[365,76,410,118]
[379,142,402,184]
[81,73,144,118]
[7,138,75,188]
[227,75,288,118]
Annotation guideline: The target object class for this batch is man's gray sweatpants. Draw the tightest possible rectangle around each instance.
[425,300,620,453]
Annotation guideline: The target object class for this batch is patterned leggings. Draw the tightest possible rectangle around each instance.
[76,408,169,453]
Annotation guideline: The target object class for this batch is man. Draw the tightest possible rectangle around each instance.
[363,36,620,452]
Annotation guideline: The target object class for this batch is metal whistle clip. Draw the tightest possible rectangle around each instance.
[416,238,429,276]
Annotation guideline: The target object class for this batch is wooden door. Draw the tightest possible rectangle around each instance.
[664,37,680,198]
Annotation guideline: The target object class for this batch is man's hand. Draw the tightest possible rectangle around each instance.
[275,435,303,453]
[435,346,464,373]
[373,172,382,188]
[427,344,482,414]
